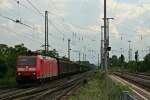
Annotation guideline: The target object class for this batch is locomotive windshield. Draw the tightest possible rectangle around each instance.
[18,58,36,65]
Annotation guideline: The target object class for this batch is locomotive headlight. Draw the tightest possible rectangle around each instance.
[33,72,36,75]
[18,72,21,76]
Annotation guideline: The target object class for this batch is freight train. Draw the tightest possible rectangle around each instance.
[16,55,91,83]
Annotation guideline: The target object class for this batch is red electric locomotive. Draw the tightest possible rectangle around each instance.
[16,55,58,83]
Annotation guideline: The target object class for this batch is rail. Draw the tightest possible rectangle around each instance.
[0,70,94,100]
[122,91,137,100]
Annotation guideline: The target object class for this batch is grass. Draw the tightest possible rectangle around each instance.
[68,71,130,100]
[0,77,16,86]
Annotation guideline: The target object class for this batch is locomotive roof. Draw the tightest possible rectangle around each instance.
[17,55,56,60]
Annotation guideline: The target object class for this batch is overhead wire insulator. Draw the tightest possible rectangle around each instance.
[17,0,21,22]
[15,19,20,23]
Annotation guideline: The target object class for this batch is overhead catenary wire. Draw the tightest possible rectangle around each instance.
[1,0,99,62]
[0,14,34,29]
[0,14,68,51]
[20,0,68,40]
[0,24,43,45]
[13,1,66,41]
[0,16,45,48]
[13,0,43,17]
[15,0,98,44]
[0,1,46,41]
[26,0,43,16]
[47,0,100,33]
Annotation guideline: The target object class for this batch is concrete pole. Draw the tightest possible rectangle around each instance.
[45,11,48,56]
[68,39,71,60]
[104,0,107,74]
[101,26,104,70]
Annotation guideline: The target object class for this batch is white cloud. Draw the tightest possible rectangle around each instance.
[47,0,68,17]
[0,0,12,9]
[88,25,100,32]
[108,0,132,10]
[33,24,43,33]
[107,0,150,24]
[109,23,120,38]
[116,6,146,24]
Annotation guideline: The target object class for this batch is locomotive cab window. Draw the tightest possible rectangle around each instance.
[18,58,36,65]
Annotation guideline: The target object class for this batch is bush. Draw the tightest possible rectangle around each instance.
[68,71,130,100]
[0,57,7,78]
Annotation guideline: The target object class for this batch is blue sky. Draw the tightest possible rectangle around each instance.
[0,0,150,64]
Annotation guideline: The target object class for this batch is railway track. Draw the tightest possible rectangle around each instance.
[114,72,150,92]
[0,71,94,100]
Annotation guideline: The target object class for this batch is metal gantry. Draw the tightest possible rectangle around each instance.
[128,40,132,61]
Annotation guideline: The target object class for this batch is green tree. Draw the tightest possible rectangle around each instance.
[47,49,59,58]
[61,56,69,61]
[119,54,125,63]
[135,50,139,62]
[0,44,28,78]
[80,61,90,66]
[142,53,150,72]
[118,54,125,68]
[14,44,28,55]
[0,44,9,78]
[40,49,59,58]
[110,55,118,67]
[127,61,137,72]
[0,57,7,78]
